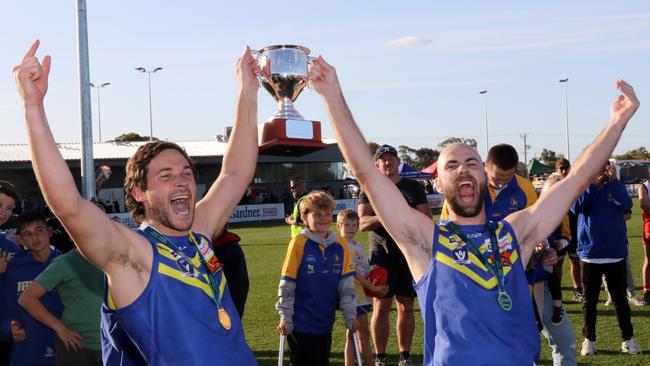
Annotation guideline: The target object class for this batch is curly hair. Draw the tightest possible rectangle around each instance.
[124,142,197,219]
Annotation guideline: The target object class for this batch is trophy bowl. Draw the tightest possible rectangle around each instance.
[253,45,327,156]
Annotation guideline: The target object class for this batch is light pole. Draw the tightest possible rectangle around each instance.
[559,78,570,161]
[90,82,110,142]
[479,90,488,157]
[135,67,163,141]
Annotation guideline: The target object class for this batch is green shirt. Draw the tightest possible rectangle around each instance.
[35,249,104,351]
[291,196,306,238]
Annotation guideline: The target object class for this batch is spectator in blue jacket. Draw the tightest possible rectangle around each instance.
[571,162,640,356]
[1,211,62,366]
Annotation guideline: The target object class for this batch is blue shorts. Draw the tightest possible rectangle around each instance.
[357,304,373,316]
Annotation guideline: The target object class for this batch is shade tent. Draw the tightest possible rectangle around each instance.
[399,163,433,179]
[527,159,555,176]
[421,161,438,179]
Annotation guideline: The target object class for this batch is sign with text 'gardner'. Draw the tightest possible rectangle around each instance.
[228,203,285,223]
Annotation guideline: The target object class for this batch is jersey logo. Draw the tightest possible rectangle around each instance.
[175,255,199,278]
[452,244,470,265]
[307,263,315,274]
[306,254,316,263]
[510,197,518,207]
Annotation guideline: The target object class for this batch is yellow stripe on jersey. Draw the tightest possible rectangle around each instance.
[337,235,356,276]
[515,175,538,208]
[157,262,214,299]
[436,251,498,289]
[281,235,307,279]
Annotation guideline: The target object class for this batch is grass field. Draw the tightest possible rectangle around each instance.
[232,202,650,365]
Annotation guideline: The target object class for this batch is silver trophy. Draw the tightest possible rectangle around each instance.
[253,45,326,156]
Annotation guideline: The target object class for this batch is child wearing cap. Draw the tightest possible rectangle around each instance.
[336,209,388,366]
[276,191,357,365]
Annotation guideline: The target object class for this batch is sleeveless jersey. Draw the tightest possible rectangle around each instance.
[100,231,256,365]
[414,221,539,366]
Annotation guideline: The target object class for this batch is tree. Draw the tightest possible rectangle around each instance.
[368,141,380,156]
[398,145,439,170]
[115,132,158,142]
[614,147,650,160]
[537,148,564,166]
[437,137,478,149]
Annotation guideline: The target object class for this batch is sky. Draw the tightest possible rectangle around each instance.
[1,0,648,162]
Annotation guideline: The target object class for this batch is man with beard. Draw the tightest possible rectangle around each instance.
[358,144,430,366]
[307,55,639,365]
[13,41,259,365]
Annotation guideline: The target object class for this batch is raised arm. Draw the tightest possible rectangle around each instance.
[509,80,640,264]
[193,47,260,238]
[309,57,434,281]
[13,41,135,271]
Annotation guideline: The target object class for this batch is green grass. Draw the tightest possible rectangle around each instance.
[232,202,650,365]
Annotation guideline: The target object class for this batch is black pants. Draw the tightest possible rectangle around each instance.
[0,341,10,366]
[581,259,633,341]
[548,267,563,301]
[54,338,103,366]
[287,332,332,366]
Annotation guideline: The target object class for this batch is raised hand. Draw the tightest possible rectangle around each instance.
[308,56,343,100]
[236,46,261,94]
[13,40,51,107]
[610,80,640,124]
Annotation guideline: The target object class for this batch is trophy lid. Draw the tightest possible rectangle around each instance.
[259,45,311,55]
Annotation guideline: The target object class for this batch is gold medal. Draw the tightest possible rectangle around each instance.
[218,308,232,330]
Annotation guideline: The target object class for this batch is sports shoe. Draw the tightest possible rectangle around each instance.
[622,338,642,354]
[375,358,386,366]
[604,297,613,306]
[551,305,564,325]
[581,338,596,356]
[628,296,646,307]
[398,359,414,366]
[572,289,584,303]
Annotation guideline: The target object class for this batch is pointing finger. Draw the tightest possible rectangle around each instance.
[23,40,40,62]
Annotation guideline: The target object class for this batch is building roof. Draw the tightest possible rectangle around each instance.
[0,138,339,163]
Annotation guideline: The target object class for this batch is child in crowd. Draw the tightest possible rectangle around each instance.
[1,211,62,366]
[336,209,388,366]
[276,191,357,366]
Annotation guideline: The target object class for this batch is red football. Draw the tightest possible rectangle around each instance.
[364,266,388,297]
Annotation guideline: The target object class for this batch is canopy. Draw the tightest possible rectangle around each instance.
[527,159,555,176]
[399,163,432,179]
[421,161,438,179]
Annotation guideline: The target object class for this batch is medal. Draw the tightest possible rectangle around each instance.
[497,291,512,311]
[447,222,513,312]
[218,308,232,330]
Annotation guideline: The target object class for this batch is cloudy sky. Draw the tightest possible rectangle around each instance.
[1,0,648,162]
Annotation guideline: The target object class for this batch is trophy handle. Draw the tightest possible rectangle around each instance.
[306,56,317,92]
[250,49,269,86]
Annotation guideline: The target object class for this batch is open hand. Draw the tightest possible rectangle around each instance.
[610,80,640,125]
[55,325,84,351]
[13,40,51,107]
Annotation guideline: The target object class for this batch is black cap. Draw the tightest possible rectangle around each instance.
[374,145,398,160]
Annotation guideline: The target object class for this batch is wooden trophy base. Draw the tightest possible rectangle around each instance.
[259,118,328,156]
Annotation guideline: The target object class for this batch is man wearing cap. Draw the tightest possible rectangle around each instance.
[358,144,430,366]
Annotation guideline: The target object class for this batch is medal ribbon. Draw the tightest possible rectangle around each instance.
[446,221,511,311]
[140,225,228,318]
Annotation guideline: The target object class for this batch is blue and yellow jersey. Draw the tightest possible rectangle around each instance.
[415,221,539,365]
[281,233,355,334]
[100,231,256,365]
[440,174,537,222]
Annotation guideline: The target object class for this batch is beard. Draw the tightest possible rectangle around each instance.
[443,181,487,218]
[149,195,194,232]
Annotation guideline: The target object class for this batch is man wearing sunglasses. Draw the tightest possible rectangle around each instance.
[285,176,309,238]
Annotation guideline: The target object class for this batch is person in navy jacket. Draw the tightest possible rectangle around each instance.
[571,161,640,356]
[1,211,62,365]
